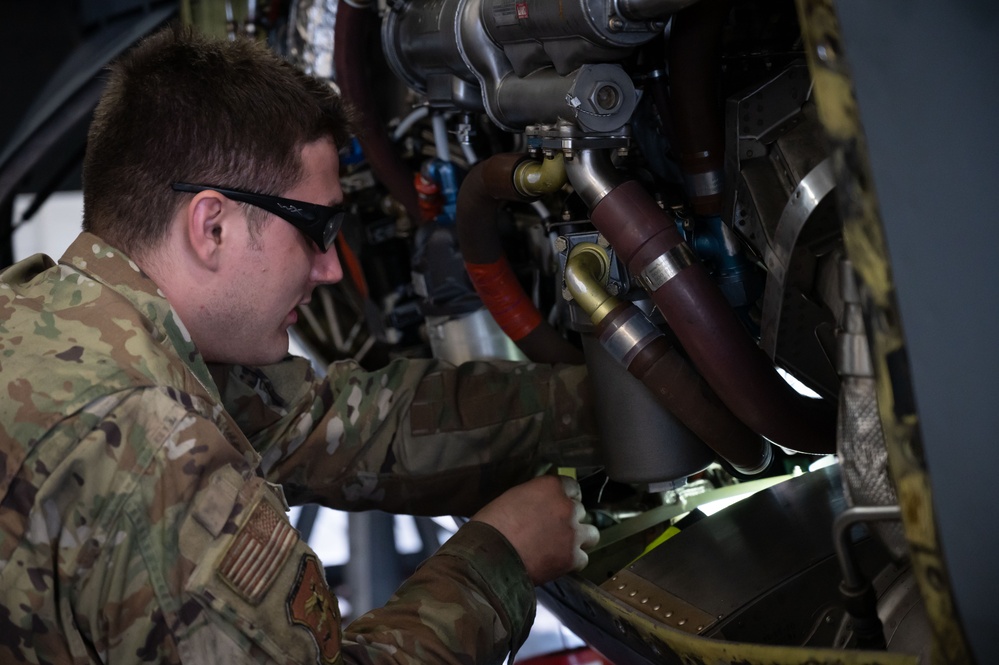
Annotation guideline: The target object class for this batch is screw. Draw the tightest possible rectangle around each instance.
[608,16,624,31]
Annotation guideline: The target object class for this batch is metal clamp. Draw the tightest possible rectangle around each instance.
[599,308,663,368]
[637,244,696,293]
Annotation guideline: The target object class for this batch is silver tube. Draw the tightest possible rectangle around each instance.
[432,113,451,162]
[461,142,478,165]
[392,106,430,142]
[833,505,902,589]
[564,149,625,209]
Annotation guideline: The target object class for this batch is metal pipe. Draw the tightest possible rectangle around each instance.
[832,505,901,650]
[564,149,624,209]
[564,243,618,323]
[566,149,836,454]
[391,106,430,142]
[564,243,771,472]
[514,153,568,198]
[432,113,450,162]
[833,505,902,590]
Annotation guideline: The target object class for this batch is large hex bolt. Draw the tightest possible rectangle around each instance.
[590,83,623,113]
[566,64,637,133]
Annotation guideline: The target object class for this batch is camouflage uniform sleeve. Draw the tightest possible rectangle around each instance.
[213,356,597,514]
[343,520,535,665]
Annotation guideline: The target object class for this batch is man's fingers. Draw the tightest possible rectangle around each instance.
[577,523,600,551]
[559,474,582,501]
[561,475,599,555]
[571,549,590,572]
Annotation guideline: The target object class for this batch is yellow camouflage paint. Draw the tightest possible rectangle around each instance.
[794,1,973,662]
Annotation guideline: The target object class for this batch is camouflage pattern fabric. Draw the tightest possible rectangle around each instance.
[0,232,598,664]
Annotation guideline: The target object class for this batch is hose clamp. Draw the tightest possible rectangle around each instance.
[637,243,696,293]
[683,170,724,199]
[600,308,662,368]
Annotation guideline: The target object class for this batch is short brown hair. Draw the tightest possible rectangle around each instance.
[82,25,352,257]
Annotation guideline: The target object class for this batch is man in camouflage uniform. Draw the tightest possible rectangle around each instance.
[0,27,599,664]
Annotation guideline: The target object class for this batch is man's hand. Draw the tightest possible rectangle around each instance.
[470,475,599,585]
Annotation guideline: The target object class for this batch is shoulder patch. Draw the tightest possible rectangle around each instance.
[219,499,297,604]
[287,553,342,664]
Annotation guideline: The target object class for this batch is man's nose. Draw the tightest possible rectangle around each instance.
[312,246,343,285]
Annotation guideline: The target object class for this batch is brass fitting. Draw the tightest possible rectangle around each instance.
[514,153,568,197]
[564,242,620,324]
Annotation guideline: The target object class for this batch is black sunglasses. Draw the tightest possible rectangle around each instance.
[171,182,346,252]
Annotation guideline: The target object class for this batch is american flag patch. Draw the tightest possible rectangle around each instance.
[219,500,298,604]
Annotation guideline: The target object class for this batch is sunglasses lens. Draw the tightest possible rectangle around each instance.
[322,215,340,251]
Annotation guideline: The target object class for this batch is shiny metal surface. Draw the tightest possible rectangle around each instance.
[683,168,724,199]
[483,0,661,76]
[837,258,906,560]
[834,505,902,589]
[541,465,919,663]
[383,0,640,131]
[425,309,527,364]
[765,157,836,287]
[757,153,842,397]
[563,242,620,323]
[636,243,697,293]
[630,467,848,617]
[838,259,873,378]
[599,307,662,367]
[564,148,625,207]
[581,334,713,486]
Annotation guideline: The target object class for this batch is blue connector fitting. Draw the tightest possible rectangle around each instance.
[423,159,462,225]
[676,214,763,330]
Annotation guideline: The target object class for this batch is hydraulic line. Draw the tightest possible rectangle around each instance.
[565,150,835,454]
[565,243,770,472]
[456,153,583,364]
[333,0,420,222]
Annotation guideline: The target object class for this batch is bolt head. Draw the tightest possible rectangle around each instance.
[589,83,622,112]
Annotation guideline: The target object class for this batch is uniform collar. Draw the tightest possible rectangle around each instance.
[60,232,221,403]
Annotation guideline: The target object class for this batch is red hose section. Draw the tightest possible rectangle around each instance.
[456,154,583,364]
[591,180,835,453]
[334,1,421,222]
[465,258,543,342]
[335,233,368,300]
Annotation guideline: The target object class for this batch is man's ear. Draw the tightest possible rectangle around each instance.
[184,191,228,270]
